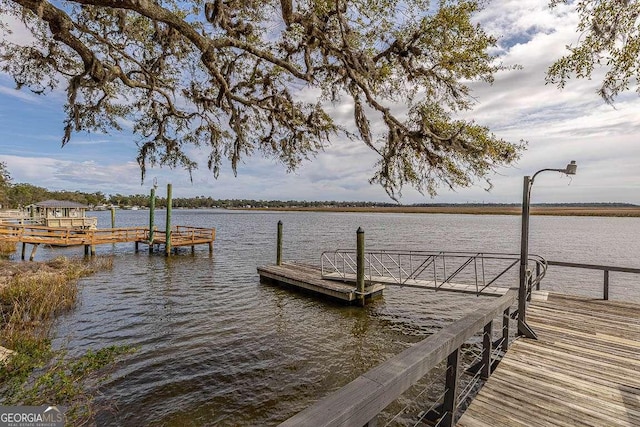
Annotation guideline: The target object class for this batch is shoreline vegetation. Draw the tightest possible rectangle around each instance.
[0,255,132,424]
[231,205,640,217]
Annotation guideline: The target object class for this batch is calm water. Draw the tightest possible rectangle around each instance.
[35,210,640,425]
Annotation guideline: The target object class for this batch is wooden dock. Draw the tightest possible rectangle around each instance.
[258,262,385,304]
[457,293,640,427]
[0,224,215,259]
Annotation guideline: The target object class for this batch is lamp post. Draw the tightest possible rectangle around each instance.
[518,161,577,338]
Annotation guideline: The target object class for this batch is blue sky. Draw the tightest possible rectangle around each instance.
[1,0,640,204]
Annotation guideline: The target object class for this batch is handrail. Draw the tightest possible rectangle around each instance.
[546,260,640,300]
[280,289,517,427]
[321,249,547,297]
[547,260,640,274]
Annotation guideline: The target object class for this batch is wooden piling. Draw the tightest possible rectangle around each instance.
[357,227,365,306]
[84,245,89,256]
[21,242,26,260]
[165,183,172,256]
[149,187,155,251]
[90,245,96,256]
[110,207,116,228]
[276,220,283,266]
[29,244,38,261]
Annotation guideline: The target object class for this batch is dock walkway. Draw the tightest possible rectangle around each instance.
[322,272,509,296]
[0,224,215,259]
[457,293,640,427]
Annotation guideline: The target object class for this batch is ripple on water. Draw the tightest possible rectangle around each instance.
[47,210,640,425]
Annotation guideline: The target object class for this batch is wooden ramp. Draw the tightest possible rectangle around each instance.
[458,293,640,427]
[258,262,385,304]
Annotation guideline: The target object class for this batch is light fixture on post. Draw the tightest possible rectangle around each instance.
[518,161,577,339]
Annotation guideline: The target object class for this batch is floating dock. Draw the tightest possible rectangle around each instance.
[258,262,385,304]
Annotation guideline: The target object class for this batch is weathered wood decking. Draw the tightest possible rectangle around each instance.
[0,224,215,259]
[457,293,640,427]
[258,262,385,303]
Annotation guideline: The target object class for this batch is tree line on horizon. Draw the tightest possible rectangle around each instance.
[0,165,635,210]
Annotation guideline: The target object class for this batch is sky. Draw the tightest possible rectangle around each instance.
[0,0,639,204]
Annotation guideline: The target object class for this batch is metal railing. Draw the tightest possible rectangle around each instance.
[546,260,640,300]
[321,250,547,296]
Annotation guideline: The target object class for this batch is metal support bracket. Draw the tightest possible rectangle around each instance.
[517,320,538,340]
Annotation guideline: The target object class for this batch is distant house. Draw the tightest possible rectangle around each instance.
[27,200,98,229]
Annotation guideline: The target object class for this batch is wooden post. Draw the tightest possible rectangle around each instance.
[21,242,26,260]
[604,270,609,300]
[481,321,493,379]
[535,262,541,291]
[276,220,283,265]
[165,183,172,256]
[208,241,213,253]
[110,207,116,228]
[441,348,460,427]
[149,187,155,249]
[135,241,139,253]
[29,244,38,261]
[357,227,365,306]
[91,245,96,256]
[502,308,510,353]
[84,245,89,257]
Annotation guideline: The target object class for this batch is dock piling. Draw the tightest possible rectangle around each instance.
[21,242,26,260]
[29,244,38,261]
[149,187,156,252]
[110,207,116,228]
[276,220,283,266]
[165,183,172,256]
[357,227,365,306]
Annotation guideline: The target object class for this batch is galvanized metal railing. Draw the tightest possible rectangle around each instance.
[546,260,640,300]
[321,250,547,296]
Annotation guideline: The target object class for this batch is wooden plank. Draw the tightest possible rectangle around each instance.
[0,224,214,253]
[457,295,640,427]
[258,263,386,303]
[489,358,640,415]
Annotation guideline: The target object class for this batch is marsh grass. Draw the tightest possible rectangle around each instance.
[0,256,132,425]
[0,241,15,258]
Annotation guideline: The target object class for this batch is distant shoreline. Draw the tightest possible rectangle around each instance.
[235,206,640,217]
